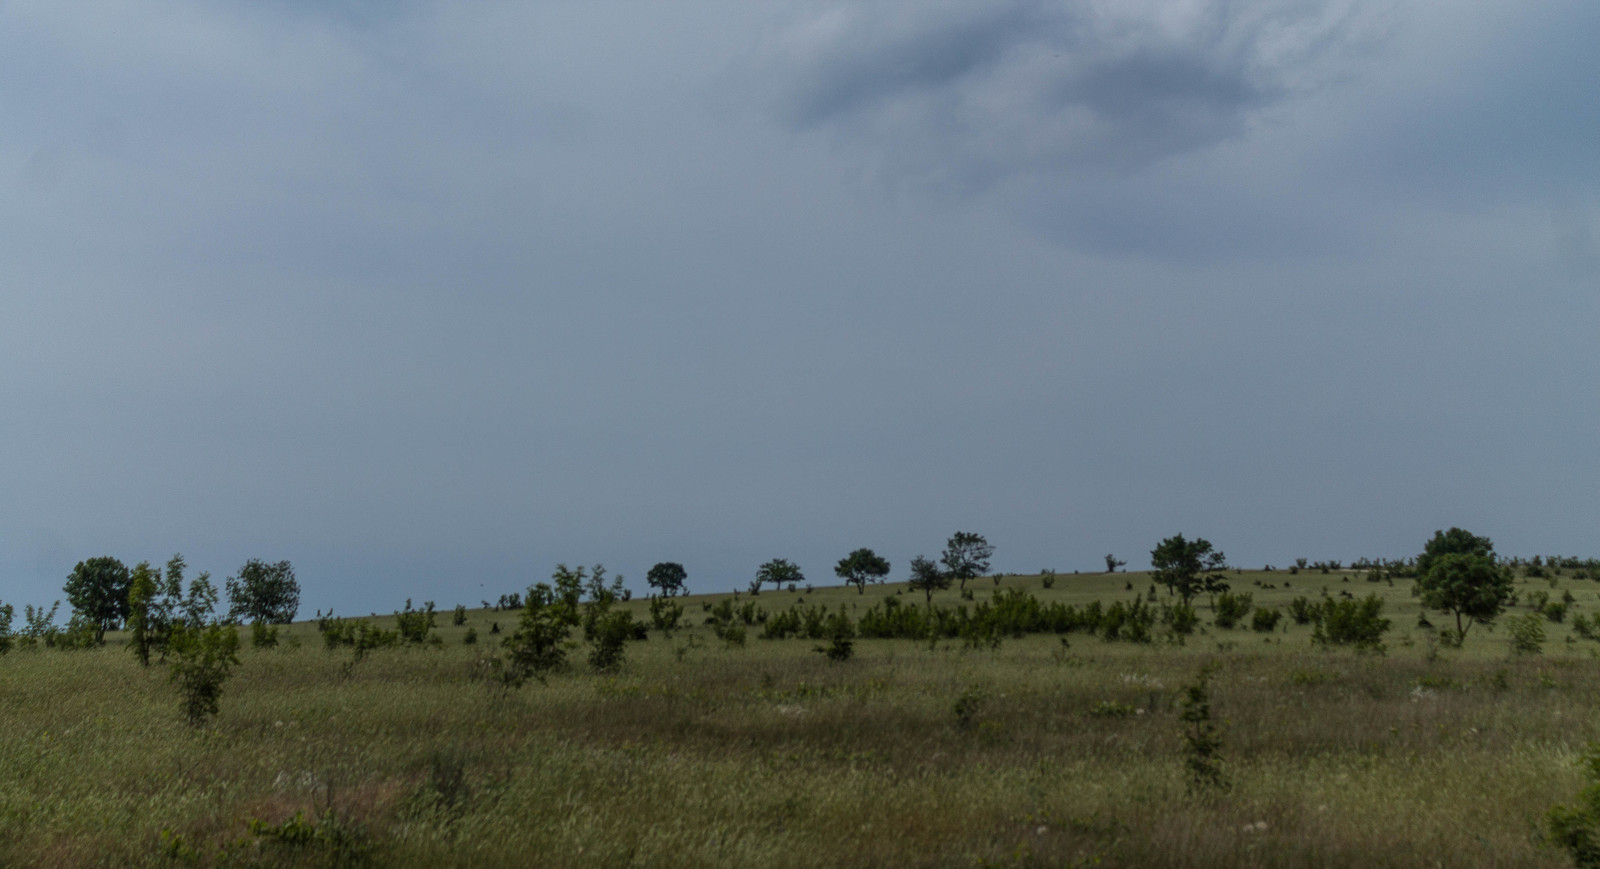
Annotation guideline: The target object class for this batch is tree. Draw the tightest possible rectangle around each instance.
[941,532,994,591]
[1414,528,1512,644]
[182,571,219,628]
[756,559,804,593]
[1416,527,1495,576]
[907,555,950,605]
[646,562,688,597]
[64,556,132,643]
[127,561,160,667]
[1105,554,1127,573]
[168,623,241,727]
[1149,534,1227,606]
[226,559,300,625]
[835,548,891,595]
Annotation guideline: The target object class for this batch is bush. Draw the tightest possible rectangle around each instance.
[168,624,241,727]
[463,627,478,645]
[1251,608,1282,633]
[250,621,279,649]
[1311,594,1391,653]
[1163,602,1199,637]
[1508,612,1546,656]
[1548,743,1600,867]
[1212,592,1253,629]
[452,605,467,626]
[1288,596,1316,625]
[395,600,437,644]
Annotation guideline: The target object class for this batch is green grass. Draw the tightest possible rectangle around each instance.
[3,568,1599,866]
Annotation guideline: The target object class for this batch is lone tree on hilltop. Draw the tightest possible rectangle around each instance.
[756,558,804,593]
[1414,527,1513,645]
[907,556,950,605]
[1150,534,1228,606]
[646,562,688,597]
[64,556,132,643]
[941,532,994,591]
[835,548,891,595]
[226,559,300,625]
[1105,554,1127,573]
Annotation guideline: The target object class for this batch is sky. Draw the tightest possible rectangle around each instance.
[2,0,1596,616]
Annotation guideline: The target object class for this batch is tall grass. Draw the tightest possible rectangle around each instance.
[1,569,1596,866]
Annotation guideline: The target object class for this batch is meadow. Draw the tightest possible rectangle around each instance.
[4,565,1600,867]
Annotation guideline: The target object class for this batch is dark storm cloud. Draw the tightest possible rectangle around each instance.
[768,0,1378,191]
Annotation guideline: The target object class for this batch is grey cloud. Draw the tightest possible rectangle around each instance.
[768,0,1377,190]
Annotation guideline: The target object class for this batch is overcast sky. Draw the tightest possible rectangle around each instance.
[2,0,1596,615]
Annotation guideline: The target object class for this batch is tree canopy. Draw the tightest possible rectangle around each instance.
[834,548,891,594]
[646,562,688,597]
[941,532,994,590]
[756,559,804,592]
[64,556,132,643]
[226,559,300,625]
[1415,528,1512,643]
[1150,535,1228,605]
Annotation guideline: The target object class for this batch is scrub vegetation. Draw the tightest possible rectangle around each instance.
[5,534,1600,866]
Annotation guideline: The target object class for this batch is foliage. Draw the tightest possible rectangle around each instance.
[250,621,280,649]
[244,809,375,867]
[226,559,300,625]
[941,532,994,590]
[1311,594,1391,653]
[1149,535,1227,605]
[1105,554,1127,573]
[452,605,467,626]
[646,562,689,597]
[1549,743,1600,868]
[64,555,131,642]
[1507,612,1545,656]
[1416,527,1495,577]
[126,561,160,666]
[756,559,804,594]
[500,583,573,686]
[1414,529,1513,643]
[18,601,59,649]
[1178,664,1227,793]
[395,600,438,644]
[1251,608,1282,633]
[0,600,12,655]
[181,572,219,629]
[907,555,951,604]
[168,624,242,727]
[649,595,685,636]
[834,548,891,595]
[1287,596,1316,625]
[1212,591,1253,629]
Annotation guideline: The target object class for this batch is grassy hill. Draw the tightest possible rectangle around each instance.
[3,566,1599,866]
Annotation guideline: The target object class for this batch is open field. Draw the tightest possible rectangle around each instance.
[5,567,1600,866]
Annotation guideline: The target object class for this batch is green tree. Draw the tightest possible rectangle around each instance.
[756,558,804,593]
[908,555,950,605]
[127,561,160,667]
[181,571,219,628]
[1414,528,1512,644]
[64,556,132,643]
[1416,527,1494,576]
[1149,534,1227,606]
[1105,553,1127,573]
[226,559,300,625]
[646,562,688,597]
[941,532,994,591]
[835,548,891,595]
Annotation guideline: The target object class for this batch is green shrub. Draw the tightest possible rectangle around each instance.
[1548,743,1600,868]
[1212,592,1253,629]
[395,600,437,644]
[250,621,279,649]
[452,604,467,626]
[1090,700,1136,718]
[463,627,478,645]
[1311,594,1391,653]
[1163,602,1199,636]
[1251,608,1282,633]
[1508,612,1546,656]
[168,624,241,727]
[0,601,13,655]
[1179,664,1227,793]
